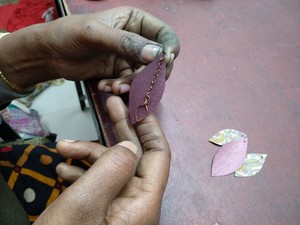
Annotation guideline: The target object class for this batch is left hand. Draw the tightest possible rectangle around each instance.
[0,6,180,93]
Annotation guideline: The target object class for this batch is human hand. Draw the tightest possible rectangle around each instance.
[0,6,179,92]
[33,96,171,225]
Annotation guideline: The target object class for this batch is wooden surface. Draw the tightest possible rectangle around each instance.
[64,1,300,224]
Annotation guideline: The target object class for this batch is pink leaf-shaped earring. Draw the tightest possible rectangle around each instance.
[129,53,166,124]
[211,138,248,176]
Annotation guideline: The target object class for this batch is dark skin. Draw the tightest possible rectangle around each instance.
[0,6,179,94]
[34,96,171,225]
[0,6,179,224]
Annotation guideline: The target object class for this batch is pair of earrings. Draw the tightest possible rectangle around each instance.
[209,129,267,177]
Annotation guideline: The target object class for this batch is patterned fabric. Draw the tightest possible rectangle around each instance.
[0,134,57,149]
[17,79,64,108]
[0,0,57,32]
[0,143,90,222]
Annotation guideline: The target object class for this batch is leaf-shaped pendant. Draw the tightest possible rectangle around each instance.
[209,129,247,146]
[129,53,166,124]
[235,153,267,177]
[211,138,248,176]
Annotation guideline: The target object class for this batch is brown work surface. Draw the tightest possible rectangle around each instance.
[63,0,300,224]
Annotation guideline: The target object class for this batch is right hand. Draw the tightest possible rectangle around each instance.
[34,96,171,225]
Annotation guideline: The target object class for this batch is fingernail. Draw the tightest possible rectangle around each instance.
[119,84,130,94]
[169,53,175,64]
[62,139,77,143]
[104,85,112,92]
[118,141,138,156]
[165,52,175,65]
[141,44,163,62]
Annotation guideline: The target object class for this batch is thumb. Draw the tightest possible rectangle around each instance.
[72,141,139,216]
[86,24,163,63]
[117,30,163,62]
[34,141,139,225]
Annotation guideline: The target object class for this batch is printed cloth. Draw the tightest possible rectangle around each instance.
[0,143,90,222]
[0,0,57,32]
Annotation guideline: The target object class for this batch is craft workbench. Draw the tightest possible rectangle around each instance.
[58,0,300,224]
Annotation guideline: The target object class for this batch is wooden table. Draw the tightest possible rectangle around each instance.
[61,1,300,224]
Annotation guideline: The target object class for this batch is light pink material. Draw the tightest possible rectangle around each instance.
[129,53,166,124]
[211,138,248,176]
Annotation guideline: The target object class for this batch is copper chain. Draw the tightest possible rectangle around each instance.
[135,56,165,122]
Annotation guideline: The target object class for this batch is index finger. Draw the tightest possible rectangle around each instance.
[56,141,107,164]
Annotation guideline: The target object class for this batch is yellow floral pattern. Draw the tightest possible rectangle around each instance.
[209,129,247,146]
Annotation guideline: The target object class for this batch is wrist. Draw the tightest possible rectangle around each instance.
[0,70,35,94]
[0,24,54,89]
[0,31,34,92]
